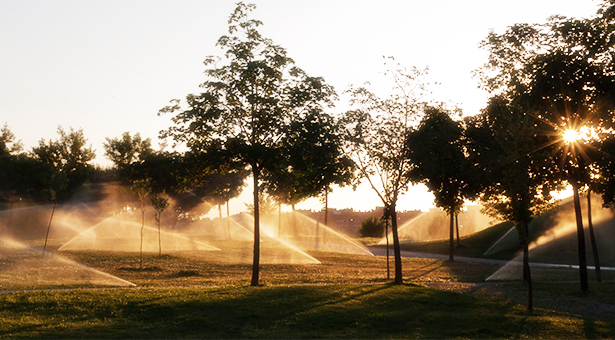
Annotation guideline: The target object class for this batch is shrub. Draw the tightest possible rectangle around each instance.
[359,216,385,237]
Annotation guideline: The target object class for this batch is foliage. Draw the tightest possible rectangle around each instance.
[103,132,153,178]
[31,126,95,202]
[359,216,385,237]
[159,2,337,286]
[341,57,428,283]
[244,192,277,218]
[264,110,354,208]
[466,97,559,226]
[0,123,23,156]
[406,105,477,260]
[406,105,476,215]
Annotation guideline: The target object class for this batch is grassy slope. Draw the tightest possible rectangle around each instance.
[397,198,615,267]
[1,284,613,339]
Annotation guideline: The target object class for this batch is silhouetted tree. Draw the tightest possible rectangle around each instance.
[466,96,560,313]
[406,105,476,261]
[32,127,95,255]
[159,3,336,286]
[477,7,615,292]
[341,58,428,284]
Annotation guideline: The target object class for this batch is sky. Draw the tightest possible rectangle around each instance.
[0,0,602,215]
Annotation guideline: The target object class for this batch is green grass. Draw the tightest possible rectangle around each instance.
[1,284,613,339]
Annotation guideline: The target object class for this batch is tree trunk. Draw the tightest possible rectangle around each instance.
[324,188,329,226]
[226,200,231,240]
[157,211,162,257]
[42,201,57,256]
[7,200,14,234]
[292,204,297,238]
[572,180,589,292]
[390,201,403,284]
[587,191,602,282]
[251,169,261,287]
[449,211,455,261]
[521,222,533,313]
[140,199,145,269]
[218,204,222,224]
[385,218,390,280]
[315,220,320,249]
[455,213,461,245]
[278,203,282,237]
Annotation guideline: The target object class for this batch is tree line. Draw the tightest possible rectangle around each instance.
[2,2,615,310]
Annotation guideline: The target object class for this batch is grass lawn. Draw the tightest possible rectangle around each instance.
[1,239,615,339]
[1,284,614,339]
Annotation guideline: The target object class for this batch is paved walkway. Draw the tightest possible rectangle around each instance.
[368,247,615,271]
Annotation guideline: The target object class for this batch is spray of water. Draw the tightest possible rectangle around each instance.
[57,217,220,253]
[236,213,321,264]
[486,195,615,281]
[378,205,497,245]
[0,238,135,289]
[285,212,373,256]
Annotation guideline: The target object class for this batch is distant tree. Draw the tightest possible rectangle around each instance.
[0,123,23,157]
[341,58,427,284]
[406,105,477,261]
[159,3,336,286]
[32,127,95,255]
[0,124,24,204]
[104,132,154,180]
[150,193,169,257]
[245,193,277,219]
[33,127,96,201]
[131,178,151,268]
[359,216,385,238]
[104,132,163,266]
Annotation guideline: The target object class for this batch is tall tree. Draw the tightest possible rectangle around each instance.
[159,3,336,286]
[341,58,427,284]
[477,7,615,291]
[406,105,476,261]
[466,96,560,312]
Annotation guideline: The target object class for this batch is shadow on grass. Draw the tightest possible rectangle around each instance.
[2,284,613,339]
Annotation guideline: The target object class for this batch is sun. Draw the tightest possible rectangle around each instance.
[562,129,581,144]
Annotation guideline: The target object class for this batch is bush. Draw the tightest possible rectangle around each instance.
[359,216,385,237]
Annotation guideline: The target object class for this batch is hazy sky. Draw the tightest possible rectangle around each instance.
[0,0,601,214]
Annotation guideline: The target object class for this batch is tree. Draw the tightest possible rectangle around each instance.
[0,124,24,203]
[32,127,95,255]
[406,105,476,261]
[466,96,560,312]
[477,7,615,292]
[341,58,428,284]
[159,3,336,286]
[359,216,385,238]
[150,193,169,256]
[103,132,158,269]
[0,123,23,157]
[264,110,354,235]
[103,132,154,177]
